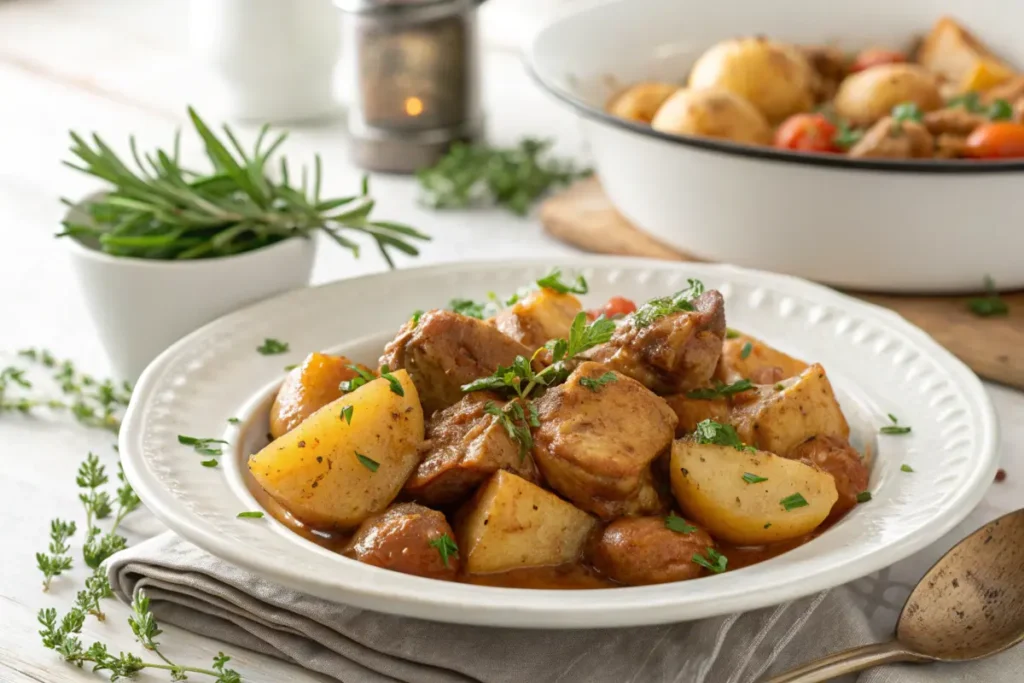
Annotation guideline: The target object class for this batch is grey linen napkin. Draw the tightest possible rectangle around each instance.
[108,525,1022,683]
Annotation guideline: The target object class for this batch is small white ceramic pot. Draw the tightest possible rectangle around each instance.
[64,199,317,381]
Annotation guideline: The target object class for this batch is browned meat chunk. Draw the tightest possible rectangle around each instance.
[788,435,869,523]
[269,353,369,439]
[923,108,987,136]
[404,392,541,506]
[586,290,726,394]
[379,310,531,416]
[532,361,677,520]
[492,288,582,353]
[346,503,459,580]
[848,117,934,159]
[801,45,849,103]
[590,516,715,585]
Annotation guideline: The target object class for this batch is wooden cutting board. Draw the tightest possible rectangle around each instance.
[541,177,1024,389]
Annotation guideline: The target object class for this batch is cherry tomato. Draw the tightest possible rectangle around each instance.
[587,296,637,321]
[774,114,840,153]
[964,122,1024,159]
[850,48,906,72]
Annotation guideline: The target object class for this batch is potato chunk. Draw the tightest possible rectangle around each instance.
[732,363,850,456]
[491,288,582,353]
[269,353,368,439]
[917,17,1014,94]
[650,87,773,145]
[716,333,809,385]
[662,394,730,437]
[670,440,837,544]
[834,64,942,126]
[532,362,677,520]
[607,82,679,124]
[456,471,597,574]
[248,370,424,529]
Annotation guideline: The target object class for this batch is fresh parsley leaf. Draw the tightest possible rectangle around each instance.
[763,523,772,529]
[177,435,228,456]
[631,279,705,328]
[880,413,911,435]
[988,99,1014,121]
[429,533,459,567]
[340,364,375,393]
[833,119,864,150]
[236,511,264,519]
[742,472,768,484]
[379,364,404,396]
[356,452,379,472]
[901,464,914,473]
[968,275,1009,317]
[485,400,536,459]
[566,312,616,357]
[536,268,588,295]
[947,92,984,113]
[780,493,809,511]
[579,371,617,392]
[692,548,728,574]
[856,491,872,503]
[891,102,924,127]
[725,328,742,339]
[665,513,697,534]
[739,342,753,360]
[341,405,354,424]
[227,417,240,425]
[449,298,487,319]
[410,310,424,327]
[686,379,753,400]
[693,419,756,452]
[256,338,289,355]
[200,459,219,468]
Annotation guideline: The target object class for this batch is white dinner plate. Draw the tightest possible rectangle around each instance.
[120,258,998,628]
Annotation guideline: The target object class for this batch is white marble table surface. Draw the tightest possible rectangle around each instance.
[0,1,1020,681]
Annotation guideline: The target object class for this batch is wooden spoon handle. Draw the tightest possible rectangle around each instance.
[763,641,927,682]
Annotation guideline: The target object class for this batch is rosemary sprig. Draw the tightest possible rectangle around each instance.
[59,107,429,268]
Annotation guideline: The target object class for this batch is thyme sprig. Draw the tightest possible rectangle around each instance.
[59,107,429,268]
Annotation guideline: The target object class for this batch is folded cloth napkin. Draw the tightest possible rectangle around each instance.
[109,517,1022,683]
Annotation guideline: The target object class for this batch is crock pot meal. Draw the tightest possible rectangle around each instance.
[606,16,1024,159]
[246,271,870,588]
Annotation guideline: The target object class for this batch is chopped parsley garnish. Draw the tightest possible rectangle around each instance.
[686,379,753,400]
[339,365,375,393]
[856,491,872,504]
[485,400,538,460]
[449,298,487,319]
[901,464,914,473]
[891,102,924,131]
[953,93,1017,120]
[429,533,459,567]
[256,338,289,355]
[988,99,1014,121]
[742,472,768,484]
[340,405,354,425]
[410,310,424,327]
[536,268,588,295]
[284,364,298,371]
[833,120,864,150]
[693,419,756,452]
[227,417,240,424]
[664,513,697,534]
[178,435,228,456]
[579,371,617,392]
[379,364,404,396]
[739,342,753,360]
[631,279,705,328]
[880,413,911,435]
[356,452,379,472]
[237,511,264,519]
[763,523,772,529]
[774,383,785,391]
[780,493,809,511]
[967,276,1009,317]
[948,92,984,113]
[692,548,728,574]
[200,459,219,468]
[725,328,742,339]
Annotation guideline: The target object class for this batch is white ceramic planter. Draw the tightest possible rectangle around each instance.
[64,201,317,381]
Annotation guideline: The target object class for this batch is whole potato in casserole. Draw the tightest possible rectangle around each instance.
[834,63,942,126]
[688,37,816,123]
[651,87,773,144]
[607,82,680,123]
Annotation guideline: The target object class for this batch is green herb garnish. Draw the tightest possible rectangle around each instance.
[429,533,459,568]
[833,120,864,150]
[201,459,219,468]
[742,472,768,484]
[579,371,618,392]
[774,383,785,391]
[449,298,488,319]
[725,328,742,339]
[485,400,539,460]
[665,513,698,534]
[379,364,404,396]
[686,379,753,400]
[409,310,424,327]
[256,338,289,355]
[968,275,1009,317]
[693,419,756,452]
[341,405,354,425]
[339,365,375,393]
[891,102,924,132]
[856,491,872,503]
[227,417,240,425]
[739,342,753,360]
[692,548,728,574]
[901,464,914,473]
[987,99,1014,121]
[948,92,984,113]
[536,268,588,295]
[356,452,379,472]
[631,279,705,328]
[417,139,591,216]
[880,413,912,435]
[236,511,264,519]
[780,493,809,511]
[763,523,772,529]
[59,107,428,267]
[178,435,229,456]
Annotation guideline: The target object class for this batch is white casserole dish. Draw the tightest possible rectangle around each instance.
[524,0,1024,293]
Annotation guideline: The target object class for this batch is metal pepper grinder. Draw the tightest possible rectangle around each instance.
[337,0,483,173]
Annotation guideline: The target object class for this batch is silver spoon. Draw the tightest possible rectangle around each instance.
[765,507,1024,682]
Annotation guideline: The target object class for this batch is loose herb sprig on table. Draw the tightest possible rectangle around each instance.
[59,107,429,268]
[967,275,1010,317]
[417,139,591,216]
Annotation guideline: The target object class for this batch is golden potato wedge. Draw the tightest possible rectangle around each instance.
[917,16,1014,94]
[732,363,850,456]
[651,87,773,145]
[249,370,424,529]
[607,82,680,124]
[269,353,370,439]
[455,471,597,575]
[491,287,582,353]
[834,64,943,126]
[670,440,838,544]
[662,394,730,437]
[716,333,809,385]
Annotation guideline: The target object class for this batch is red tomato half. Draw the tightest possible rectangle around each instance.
[587,296,637,321]
[851,48,906,72]
[964,122,1024,159]
[774,114,840,153]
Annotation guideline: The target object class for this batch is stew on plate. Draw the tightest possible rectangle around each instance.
[246,272,870,588]
[606,16,1024,159]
